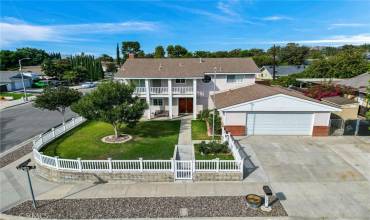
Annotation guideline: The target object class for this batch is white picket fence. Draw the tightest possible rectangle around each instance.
[32,116,244,179]
[222,127,245,162]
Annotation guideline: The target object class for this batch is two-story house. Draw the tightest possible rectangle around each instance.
[115,57,259,119]
[115,56,340,136]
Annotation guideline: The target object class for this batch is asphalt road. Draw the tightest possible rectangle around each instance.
[0,103,77,153]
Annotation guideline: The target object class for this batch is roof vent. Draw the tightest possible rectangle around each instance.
[179,62,183,67]
[159,63,163,71]
[199,58,202,63]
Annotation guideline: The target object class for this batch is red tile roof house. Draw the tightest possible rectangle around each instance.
[115,57,340,136]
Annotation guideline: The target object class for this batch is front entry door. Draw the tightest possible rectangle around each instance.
[178,98,193,114]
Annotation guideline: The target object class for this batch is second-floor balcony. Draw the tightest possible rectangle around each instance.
[134,86,193,95]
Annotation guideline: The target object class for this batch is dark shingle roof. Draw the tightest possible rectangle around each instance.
[212,83,326,109]
[116,58,260,78]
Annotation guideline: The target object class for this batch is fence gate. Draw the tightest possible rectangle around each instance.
[175,160,192,180]
[329,119,344,136]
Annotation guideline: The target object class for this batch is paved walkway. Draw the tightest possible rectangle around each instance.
[177,116,193,160]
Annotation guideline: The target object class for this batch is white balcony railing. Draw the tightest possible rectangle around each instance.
[172,87,193,94]
[150,87,168,94]
[134,87,146,94]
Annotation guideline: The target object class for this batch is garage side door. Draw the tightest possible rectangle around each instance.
[247,113,313,135]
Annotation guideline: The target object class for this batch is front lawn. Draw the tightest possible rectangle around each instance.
[42,120,181,160]
[192,120,210,140]
[194,144,234,160]
[0,92,29,100]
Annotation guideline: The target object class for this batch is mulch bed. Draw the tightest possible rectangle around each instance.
[0,142,33,168]
[4,196,287,219]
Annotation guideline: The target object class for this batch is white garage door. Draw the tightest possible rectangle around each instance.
[247,113,313,135]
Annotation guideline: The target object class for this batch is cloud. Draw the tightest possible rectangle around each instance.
[273,34,370,45]
[262,16,292,21]
[217,0,239,17]
[0,18,159,46]
[328,23,368,30]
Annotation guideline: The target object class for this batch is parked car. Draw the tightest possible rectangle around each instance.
[81,82,96,88]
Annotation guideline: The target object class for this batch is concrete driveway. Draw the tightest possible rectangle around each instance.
[238,136,370,219]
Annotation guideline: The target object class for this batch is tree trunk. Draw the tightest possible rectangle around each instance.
[113,124,118,139]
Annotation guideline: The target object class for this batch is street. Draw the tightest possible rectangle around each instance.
[0,103,76,153]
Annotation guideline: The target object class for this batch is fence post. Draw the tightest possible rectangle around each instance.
[63,123,66,132]
[216,158,219,172]
[77,158,82,172]
[55,156,59,170]
[72,117,76,126]
[39,134,43,145]
[108,158,112,173]
[52,128,56,138]
[192,160,196,173]
[355,119,360,136]
[139,158,143,172]
[240,159,244,173]
[171,158,175,172]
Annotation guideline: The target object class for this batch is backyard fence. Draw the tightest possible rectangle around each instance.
[32,116,244,180]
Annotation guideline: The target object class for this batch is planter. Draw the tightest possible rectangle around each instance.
[245,194,262,209]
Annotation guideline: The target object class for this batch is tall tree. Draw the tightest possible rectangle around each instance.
[154,46,165,58]
[278,43,309,65]
[166,45,188,57]
[72,81,148,139]
[116,43,121,65]
[122,41,141,60]
[34,86,82,123]
[98,54,113,62]
[42,59,72,80]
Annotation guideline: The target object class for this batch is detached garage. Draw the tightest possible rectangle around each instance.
[213,84,340,136]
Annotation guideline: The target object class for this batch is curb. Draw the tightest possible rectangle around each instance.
[0,138,33,158]
[0,99,34,111]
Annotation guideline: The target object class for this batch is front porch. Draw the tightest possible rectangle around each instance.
[144,97,196,119]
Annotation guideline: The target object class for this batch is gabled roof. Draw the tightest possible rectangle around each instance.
[321,96,358,106]
[213,83,334,109]
[116,58,260,78]
[335,73,369,93]
[261,65,307,76]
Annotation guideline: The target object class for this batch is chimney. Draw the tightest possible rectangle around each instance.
[128,53,135,59]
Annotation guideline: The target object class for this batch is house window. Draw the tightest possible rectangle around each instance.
[175,79,186,84]
[226,75,244,83]
[152,98,163,106]
[132,79,145,87]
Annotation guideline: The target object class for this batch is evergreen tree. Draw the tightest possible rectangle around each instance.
[116,43,121,65]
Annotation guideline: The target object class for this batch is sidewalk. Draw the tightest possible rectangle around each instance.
[177,116,193,160]
[0,96,35,110]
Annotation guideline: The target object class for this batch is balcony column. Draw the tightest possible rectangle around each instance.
[193,79,197,119]
[168,79,173,119]
[145,79,151,119]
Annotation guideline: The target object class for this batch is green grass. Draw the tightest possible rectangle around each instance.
[192,120,211,140]
[41,120,181,160]
[194,144,234,160]
[0,92,29,100]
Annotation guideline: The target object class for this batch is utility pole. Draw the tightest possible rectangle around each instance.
[19,58,31,101]
[212,67,217,141]
[272,44,276,81]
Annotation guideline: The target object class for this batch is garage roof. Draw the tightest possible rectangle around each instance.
[321,96,358,106]
[212,83,330,109]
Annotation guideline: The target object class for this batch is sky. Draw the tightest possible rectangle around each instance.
[1,0,370,56]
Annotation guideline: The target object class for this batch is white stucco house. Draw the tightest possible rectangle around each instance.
[115,56,340,136]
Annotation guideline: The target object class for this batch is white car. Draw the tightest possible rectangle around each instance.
[81,82,96,88]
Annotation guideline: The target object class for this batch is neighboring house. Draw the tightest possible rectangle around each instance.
[321,96,359,120]
[0,71,33,92]
[335,72,369,117]
[115,57,259,119]
[212,84,340,136]
[257,65,307,80]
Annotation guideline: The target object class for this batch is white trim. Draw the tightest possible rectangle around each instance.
[219,94,341,112]
[114,77,203,80]
[204,72,258,75]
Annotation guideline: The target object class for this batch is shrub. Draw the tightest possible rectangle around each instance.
[198,141,229,155]
[197,109,210,120]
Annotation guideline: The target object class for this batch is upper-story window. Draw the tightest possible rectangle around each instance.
[175,79,186,84]
[226,75,244,83]
[132,79,145,87]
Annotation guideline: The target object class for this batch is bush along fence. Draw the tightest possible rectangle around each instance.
[32,116,244,182]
